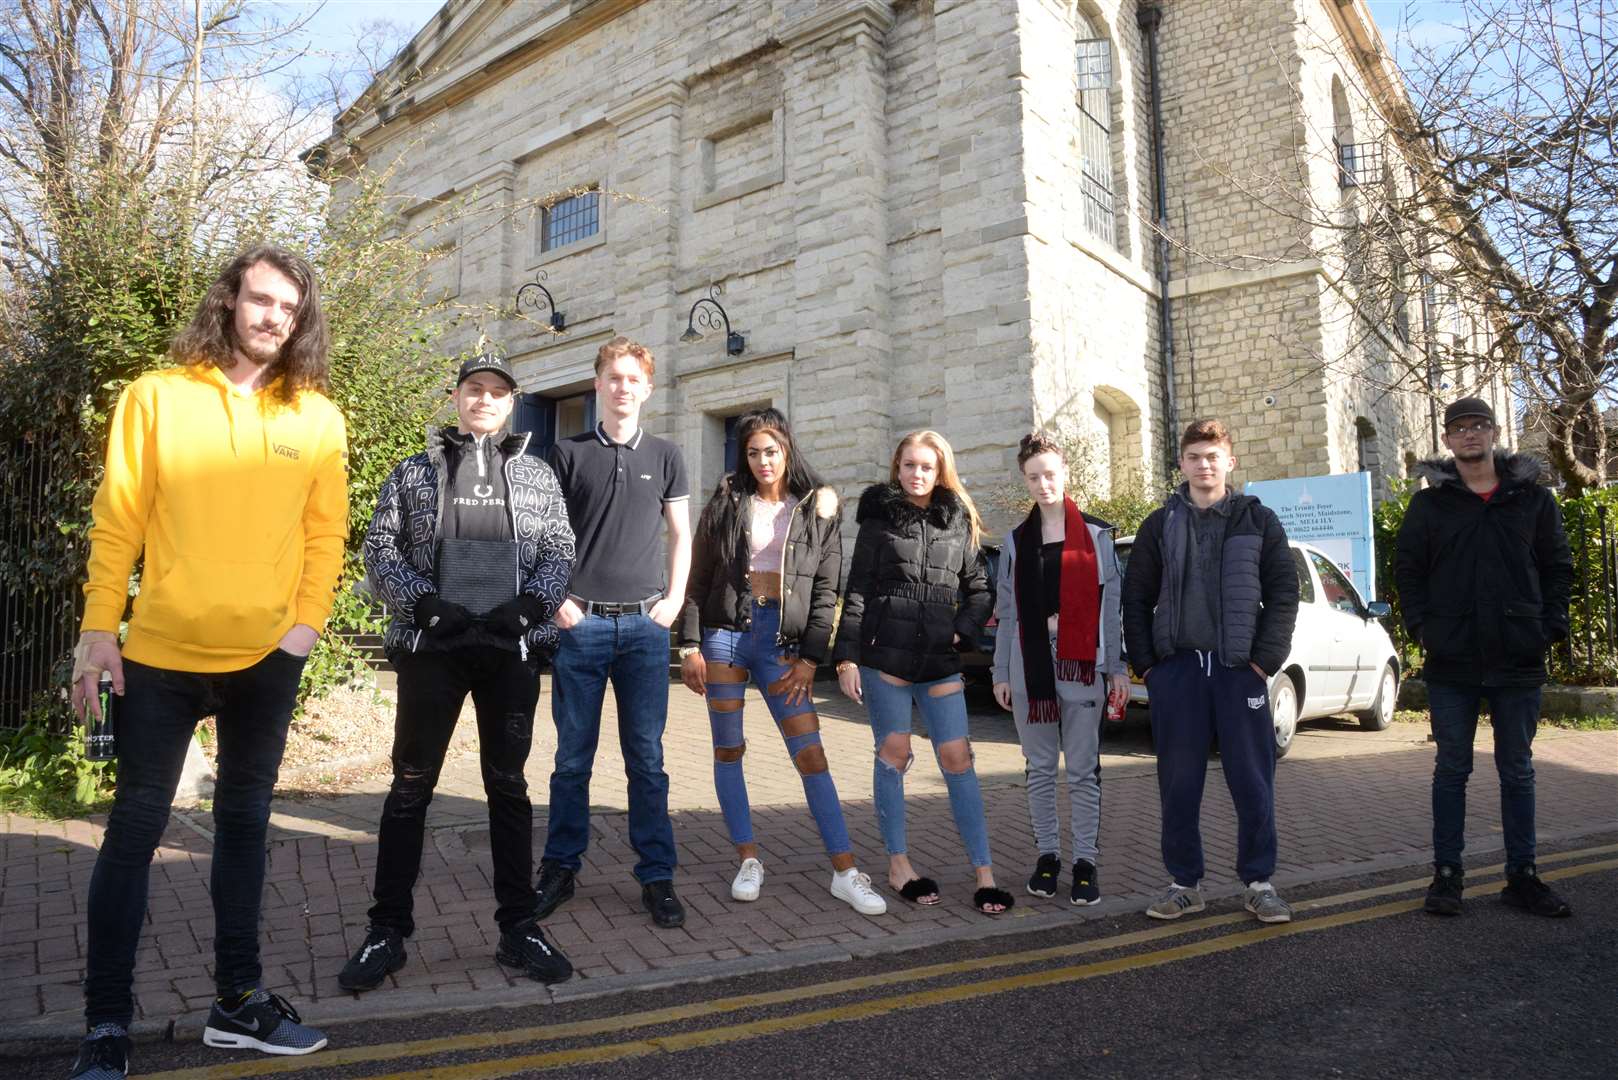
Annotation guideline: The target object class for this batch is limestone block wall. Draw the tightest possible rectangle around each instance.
[883,0,945,448]
[1176,272,1332,484]
[329,0,1455,540]
[1017,0,1160,518]
[1155,0,1313,273]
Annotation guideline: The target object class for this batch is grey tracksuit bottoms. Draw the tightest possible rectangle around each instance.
[1011,674,1106,863]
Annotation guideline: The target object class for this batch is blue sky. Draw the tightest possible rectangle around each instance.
[270,0,1463,103]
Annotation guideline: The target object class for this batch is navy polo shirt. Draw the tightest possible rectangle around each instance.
[548,422,689,602]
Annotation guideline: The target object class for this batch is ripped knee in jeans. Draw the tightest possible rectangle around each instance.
[388,764,437,813]
[483,764,528,800]
[936,736,974,774]
[876,732,914,774]
[793,744,829,775]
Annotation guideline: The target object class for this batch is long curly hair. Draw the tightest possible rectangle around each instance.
[170,245,329,402]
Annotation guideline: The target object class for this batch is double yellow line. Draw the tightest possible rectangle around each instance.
[144,845,1618,1080]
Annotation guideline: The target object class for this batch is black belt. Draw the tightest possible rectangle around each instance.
[573,595,660,616]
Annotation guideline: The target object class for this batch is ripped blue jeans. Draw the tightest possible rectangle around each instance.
[863,667,992,868]
[702,601,851,857]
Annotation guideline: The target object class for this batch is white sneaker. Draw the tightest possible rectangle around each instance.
[830,868,888,915]
[731,858,764,902]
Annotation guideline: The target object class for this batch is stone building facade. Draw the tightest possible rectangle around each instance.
[323,0,1503,532]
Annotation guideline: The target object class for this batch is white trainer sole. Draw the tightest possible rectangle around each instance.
[202,1028,328,1055]
[1144,898,1206,920]
[829,878,888,916]
[731,860,764,902]
[1246,903,1293,924]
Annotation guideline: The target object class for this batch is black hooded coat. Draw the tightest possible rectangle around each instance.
[831,482,992,682]
[1394,451,1573,687]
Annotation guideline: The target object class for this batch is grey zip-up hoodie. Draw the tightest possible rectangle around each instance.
[990,512,1126,690]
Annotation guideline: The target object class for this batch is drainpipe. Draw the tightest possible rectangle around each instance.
[1138,3,1179,477]
[1418,270,1439,454]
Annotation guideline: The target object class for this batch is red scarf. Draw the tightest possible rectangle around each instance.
[1013,497,1099,723]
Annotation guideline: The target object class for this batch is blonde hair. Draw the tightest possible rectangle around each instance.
[890,430,983,547]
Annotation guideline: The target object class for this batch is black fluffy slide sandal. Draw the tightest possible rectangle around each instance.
[897,877,941,905]
[974,887,1015,915]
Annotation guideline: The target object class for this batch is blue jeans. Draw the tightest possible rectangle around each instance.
[543,612,677,883]
[702,601,851,858]
[862,667,993,868]
[84,650,305,1028]
[1428,681,1542,872]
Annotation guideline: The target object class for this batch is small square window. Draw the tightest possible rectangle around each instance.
[541,189,600,253]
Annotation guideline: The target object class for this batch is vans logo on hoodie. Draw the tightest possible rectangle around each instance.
[273,443,301,460]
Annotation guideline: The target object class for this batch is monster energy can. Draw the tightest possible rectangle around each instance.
[85,673,118,762]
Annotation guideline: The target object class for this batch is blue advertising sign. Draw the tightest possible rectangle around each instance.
[1243,472,1377,600]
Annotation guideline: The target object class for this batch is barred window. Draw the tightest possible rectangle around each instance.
[541,189,600,252]
[1075,23,1116,248]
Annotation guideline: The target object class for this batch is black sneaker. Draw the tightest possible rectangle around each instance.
[1071,859,1100,906]
[1501,866,1572,917]
[1425,864,1464,916]
[535,860,576,920]
[1026,853,1060,898]
[641,879,686,928]
[70,1025,130,1079]
[337,925,407,992]
[202,990,327,1055]
[496,918,574,984]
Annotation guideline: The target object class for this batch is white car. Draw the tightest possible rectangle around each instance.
[1116,536,1400,757]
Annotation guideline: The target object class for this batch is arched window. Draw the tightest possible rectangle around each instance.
[1092,385,1144,494]
[1075,12,1116,248]
[1355,416,1383,496]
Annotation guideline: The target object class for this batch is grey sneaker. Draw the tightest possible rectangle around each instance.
[202,990,327,1055]
[1244,882,1293,924]
[69,1025,130,1079]
[1145,883,1206,920]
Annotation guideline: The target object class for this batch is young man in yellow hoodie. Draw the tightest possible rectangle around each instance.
[68,245,347,1079]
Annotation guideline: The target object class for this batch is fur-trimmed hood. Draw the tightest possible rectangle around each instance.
[709,473,838,519]
[856,481,967,530]
[1413,450,1545,491]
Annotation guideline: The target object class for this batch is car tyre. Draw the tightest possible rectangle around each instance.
[1270,672,1299,758]
[1357,663,1397,732]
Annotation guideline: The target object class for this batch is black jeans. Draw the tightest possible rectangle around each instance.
[84,650,306,1028]
[369,647,541,936]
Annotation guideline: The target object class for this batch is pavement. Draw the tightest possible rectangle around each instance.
[3,681,1616,1049]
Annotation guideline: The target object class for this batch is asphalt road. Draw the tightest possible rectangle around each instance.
[13,837,1615,1080]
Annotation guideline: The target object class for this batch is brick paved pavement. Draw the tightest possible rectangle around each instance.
[3,681,1615,1044]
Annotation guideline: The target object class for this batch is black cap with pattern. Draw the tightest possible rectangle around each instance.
[457,353,517,390]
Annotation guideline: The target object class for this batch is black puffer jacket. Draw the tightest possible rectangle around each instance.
[679,477,843,663]
[831,483,992,682]
[1122,486,1299,677]
[1394,451,1572,687]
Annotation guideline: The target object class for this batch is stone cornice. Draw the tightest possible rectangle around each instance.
[320,0,648,162]
[778,0,895,51]
[395,161,515,218]
[1167,258,1324,300]
[605,81,689,130]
